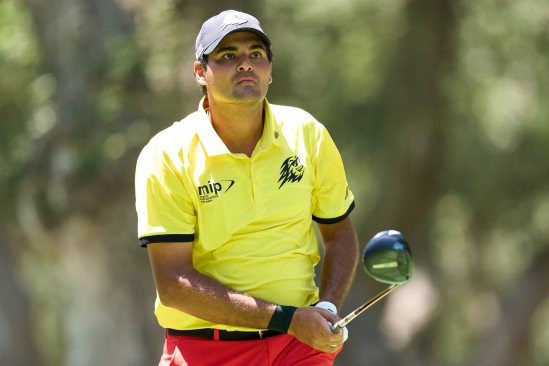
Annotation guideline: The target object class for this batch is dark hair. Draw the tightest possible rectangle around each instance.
[197,55,209,96]
[196,44,274,96]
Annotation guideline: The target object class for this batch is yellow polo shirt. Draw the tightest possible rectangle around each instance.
[135,98,355,331]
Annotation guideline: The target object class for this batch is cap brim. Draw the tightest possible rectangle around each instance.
[203,28,271,56]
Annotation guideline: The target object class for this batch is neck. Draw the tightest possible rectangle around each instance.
[206,97,265,157]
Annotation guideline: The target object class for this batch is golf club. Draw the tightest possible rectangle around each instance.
[331,230,413,333]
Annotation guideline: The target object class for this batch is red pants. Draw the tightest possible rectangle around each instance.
[159,332,342,366]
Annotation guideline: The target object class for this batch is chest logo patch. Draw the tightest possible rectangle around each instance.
[278,156,305,189]
[198,179,235,204]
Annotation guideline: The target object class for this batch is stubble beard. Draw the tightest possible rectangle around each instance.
[212,78,269,106]
[231,87,265,103]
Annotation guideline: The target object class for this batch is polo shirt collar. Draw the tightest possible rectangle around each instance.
[196,98,230,156]
[260,99,285,150]
[196,97,284,157]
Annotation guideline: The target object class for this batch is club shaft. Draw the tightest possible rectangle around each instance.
[331,284,399,332]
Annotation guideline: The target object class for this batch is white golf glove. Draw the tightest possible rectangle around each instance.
[315,301,349,346]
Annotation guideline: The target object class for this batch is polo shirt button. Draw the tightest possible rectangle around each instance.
[254,180,258,185]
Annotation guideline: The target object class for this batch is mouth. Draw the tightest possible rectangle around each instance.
[236,76,257,85]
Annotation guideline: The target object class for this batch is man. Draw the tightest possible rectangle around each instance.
[135,10,358,366]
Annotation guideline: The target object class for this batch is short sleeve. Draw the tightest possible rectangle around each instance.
[312,128,355,224]
[135,143,196,247]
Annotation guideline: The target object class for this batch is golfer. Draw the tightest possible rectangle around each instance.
[135,10,358,366]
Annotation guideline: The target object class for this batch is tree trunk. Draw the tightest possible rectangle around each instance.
[17,0,157,365]
[0,228,43,366]
[465,247,549,366]
[337,0,458,364]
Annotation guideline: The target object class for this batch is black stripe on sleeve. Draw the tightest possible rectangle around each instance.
[312,201,355,225]
[139,234,195,247]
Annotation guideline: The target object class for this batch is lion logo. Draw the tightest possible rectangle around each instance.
[278,156,305,189]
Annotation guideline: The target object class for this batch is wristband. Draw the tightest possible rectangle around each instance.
[267,305,297,333]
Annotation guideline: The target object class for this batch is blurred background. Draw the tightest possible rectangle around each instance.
[1,0,549,365]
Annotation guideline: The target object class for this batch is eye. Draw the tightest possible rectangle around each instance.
[250,52,262,59]
[222,53,235,59]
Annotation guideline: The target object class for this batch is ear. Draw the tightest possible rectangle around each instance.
[194,61,207,86]
[269,63,273,84]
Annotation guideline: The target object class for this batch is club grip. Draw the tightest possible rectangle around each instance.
[331,321,343,333]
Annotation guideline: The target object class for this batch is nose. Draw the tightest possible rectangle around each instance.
[237,55,253,72]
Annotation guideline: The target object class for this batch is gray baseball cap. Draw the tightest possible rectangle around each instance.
[195,10,271,60]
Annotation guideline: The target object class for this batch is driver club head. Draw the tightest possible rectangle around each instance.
[362,230,414,285]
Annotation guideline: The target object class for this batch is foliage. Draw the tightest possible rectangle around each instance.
[0,0,39,206]
[1,0,548,365]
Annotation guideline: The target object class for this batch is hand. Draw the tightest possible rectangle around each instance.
[315,301,349,346]
[287,307,344,353]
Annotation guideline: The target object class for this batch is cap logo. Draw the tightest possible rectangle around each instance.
[221,12,248,30]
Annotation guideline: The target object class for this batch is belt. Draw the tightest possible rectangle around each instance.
[167,328,282,341]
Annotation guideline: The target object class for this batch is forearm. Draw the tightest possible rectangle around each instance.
[158,268,276,329]
[159,262,344,352]
[319,228,359,311]
[148,242,277,329]
[148,242,346,352]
